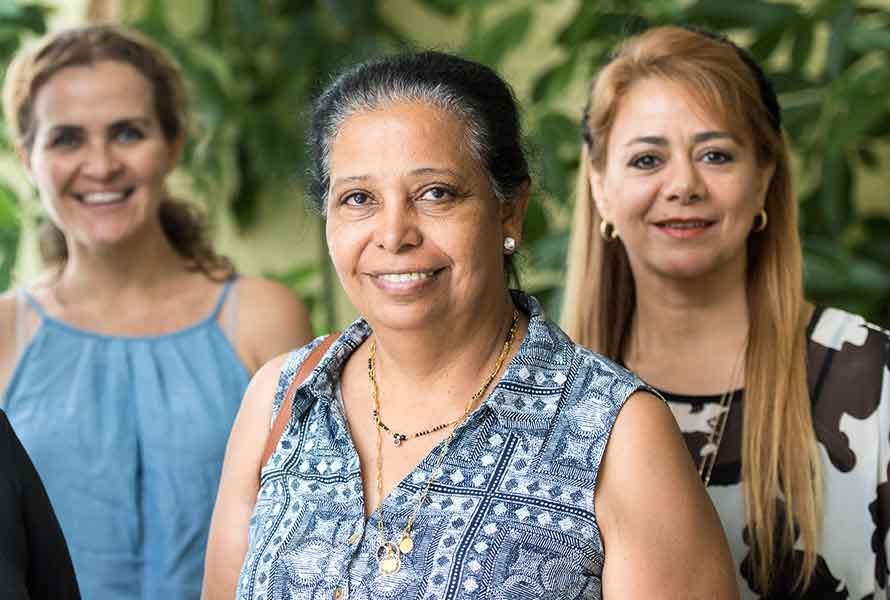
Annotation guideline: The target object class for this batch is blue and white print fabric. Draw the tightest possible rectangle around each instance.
[238,292,648,600]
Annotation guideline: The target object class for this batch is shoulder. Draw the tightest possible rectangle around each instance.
[809,306,889,354]
[233,276,314,371]
[807,307,889,457]
[808,306,888,390]
[0,290,20,382]
[235,276,311,322]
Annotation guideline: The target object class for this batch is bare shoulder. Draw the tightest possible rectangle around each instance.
[234,276,314,372]
[596,390,737,597]
[0,289,26,394]
[0,289,18,357]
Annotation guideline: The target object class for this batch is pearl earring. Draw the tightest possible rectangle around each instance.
[503,236,516,253]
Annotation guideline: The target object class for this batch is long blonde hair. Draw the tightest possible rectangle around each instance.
[563,26,821,593]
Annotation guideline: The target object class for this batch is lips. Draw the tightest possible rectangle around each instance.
[371,266,445,282]
[654,218,715,229]
[74,188,134,205]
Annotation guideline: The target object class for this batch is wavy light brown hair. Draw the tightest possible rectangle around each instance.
[2,24,231,278]
[562,26,821,593]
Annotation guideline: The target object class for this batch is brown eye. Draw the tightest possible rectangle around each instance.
[419,186,454,202]
[629,154,661,169]
[343,191,372,206]
[702,150,733,164]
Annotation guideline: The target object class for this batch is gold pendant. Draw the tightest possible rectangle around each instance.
[398,533,414,554]
[377,542,401,575]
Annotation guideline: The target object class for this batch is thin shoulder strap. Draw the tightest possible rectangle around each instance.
[222,277,239,340]
[259,334,339,477]
[15,289,43,361]
[209,276,238,322]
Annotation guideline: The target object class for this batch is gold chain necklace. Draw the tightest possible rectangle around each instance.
[368,308,519,576]
[698,344,745,486]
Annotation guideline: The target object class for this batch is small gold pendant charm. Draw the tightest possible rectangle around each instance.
[398,533,414,554]
[377,542,401,575]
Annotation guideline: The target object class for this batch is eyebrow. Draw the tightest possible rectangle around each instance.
[331,167,463,188]
[49,117,153,131]
[624,131,740,147]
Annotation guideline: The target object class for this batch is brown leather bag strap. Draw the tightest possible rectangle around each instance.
[259,334,338,476]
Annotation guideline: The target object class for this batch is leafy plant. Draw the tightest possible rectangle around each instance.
[0,2,50,291]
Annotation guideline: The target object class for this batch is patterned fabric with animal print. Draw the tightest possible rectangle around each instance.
[664,307,890,599]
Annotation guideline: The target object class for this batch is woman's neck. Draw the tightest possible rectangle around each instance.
[367,292,524,416]
[55,220,188,304]
[625,267,749,395]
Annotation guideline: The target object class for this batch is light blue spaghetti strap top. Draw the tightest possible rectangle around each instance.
[3,278,250,600]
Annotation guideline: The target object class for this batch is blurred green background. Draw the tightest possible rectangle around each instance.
[1,0,889,331]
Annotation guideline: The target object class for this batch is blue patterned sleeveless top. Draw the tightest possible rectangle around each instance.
[2,278,250,600]
[238,292,646,600]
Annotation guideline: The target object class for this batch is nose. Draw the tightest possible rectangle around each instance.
[376,200,422,253]
[665,158,704,205]
[81,142,122,180]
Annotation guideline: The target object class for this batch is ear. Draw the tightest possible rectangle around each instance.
[500,179,530,246]
[588,167,611,222]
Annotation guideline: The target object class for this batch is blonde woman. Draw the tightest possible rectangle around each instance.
[0,25,312,599]
[563,25,890,598]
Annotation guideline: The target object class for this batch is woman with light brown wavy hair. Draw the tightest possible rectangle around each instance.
[563,24,890,598]
[0,24,312,599]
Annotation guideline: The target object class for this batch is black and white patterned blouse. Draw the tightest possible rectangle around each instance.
[238,292,648,600]
[664,307,890,598]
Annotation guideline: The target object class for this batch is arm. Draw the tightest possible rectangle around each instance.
[2,411,81,600]
[202,354,287,600]
[0,291,21,395]
[234,277,314,374]
[596,391,738,599]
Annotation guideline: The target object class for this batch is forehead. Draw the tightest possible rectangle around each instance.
[329,101,481,180]
[610,77,738,141]
[33,60,156,127]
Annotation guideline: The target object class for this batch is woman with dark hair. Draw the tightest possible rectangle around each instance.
[0,410,80,600]
[563,25,890,597]
[0,25,313,599]
[204,50,737,599]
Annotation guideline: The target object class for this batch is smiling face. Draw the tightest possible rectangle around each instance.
[591,77,774,284]
[325,101,525,332]
[23,60,180,251]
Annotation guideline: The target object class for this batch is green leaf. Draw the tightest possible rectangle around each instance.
[815,155,852,236]
[748,26,785,62]
[790,20,813,73]
[522,198,550,249]
[682,0,796,29]
[413,0,466,17]
[530,54,577,104]
[533,112,580,205]
[848,25,890,52]
[825,2,855,79]
[465,7,532,66]
[557,10,648,46]
[0,183,18,229]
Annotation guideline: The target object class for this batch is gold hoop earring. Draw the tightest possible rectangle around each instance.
[753,209,768,232]
[599,219,619,241]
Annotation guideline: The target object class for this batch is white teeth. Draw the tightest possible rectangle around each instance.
[81,191,125,204]
[378,272,433,283]
[663,221,708,229]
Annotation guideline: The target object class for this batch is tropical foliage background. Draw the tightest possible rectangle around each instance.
[1,0,889,329]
